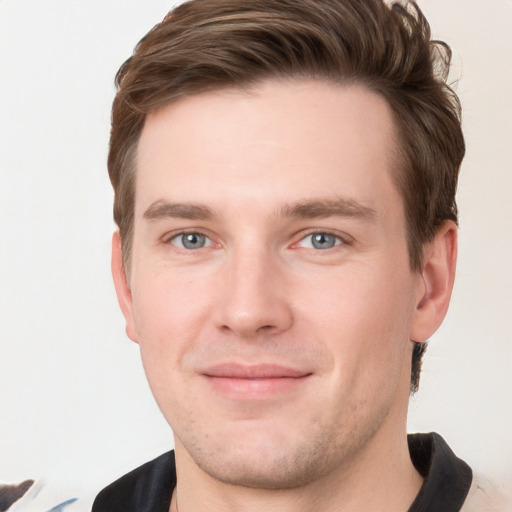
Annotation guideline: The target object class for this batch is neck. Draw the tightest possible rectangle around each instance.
[171,425,423,512]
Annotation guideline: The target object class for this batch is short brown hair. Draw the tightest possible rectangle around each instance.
[108,0,465,392]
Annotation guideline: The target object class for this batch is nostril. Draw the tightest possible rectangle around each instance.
[256,324,275,332]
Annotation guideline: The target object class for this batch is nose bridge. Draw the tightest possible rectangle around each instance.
[214,242,292,337]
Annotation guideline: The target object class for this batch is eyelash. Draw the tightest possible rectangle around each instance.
[162,229,350,252]
[163,230,215,250]
[293,230,350,250]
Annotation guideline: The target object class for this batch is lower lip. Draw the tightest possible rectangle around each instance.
[204,375,310,399]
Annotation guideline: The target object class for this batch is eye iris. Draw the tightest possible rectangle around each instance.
[182,233,206,249]
[311,233,336,249]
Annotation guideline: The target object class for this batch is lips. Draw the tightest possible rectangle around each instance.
[203,363,310,379]
[201,363,312,398]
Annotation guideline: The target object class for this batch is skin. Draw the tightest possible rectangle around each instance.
[112,80,457,512]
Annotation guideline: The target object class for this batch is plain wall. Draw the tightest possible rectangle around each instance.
[1,1,511,510]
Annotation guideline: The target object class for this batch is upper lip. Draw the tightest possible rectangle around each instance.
[202,363,311,379]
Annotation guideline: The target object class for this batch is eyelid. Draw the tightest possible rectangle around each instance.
[161,229,218,248]
[159,228,352,250]
[292,229,353,249]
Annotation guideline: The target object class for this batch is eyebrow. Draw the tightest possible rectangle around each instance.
[143,197,376,222]
[143,200,214,221]
[279,198,376,221]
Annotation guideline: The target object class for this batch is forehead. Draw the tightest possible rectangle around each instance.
[135,79,401,216]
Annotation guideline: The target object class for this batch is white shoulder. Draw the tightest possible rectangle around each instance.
[461,475,511,512]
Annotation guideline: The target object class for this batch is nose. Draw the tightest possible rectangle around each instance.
[212,246,293,338]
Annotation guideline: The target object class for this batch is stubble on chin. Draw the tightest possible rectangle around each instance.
[174,405,387,491]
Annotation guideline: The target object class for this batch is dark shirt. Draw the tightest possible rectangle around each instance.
[92,432,472,512]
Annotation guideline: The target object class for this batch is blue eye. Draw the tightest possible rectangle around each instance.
[299,233,341,250]
[171,233,210,249]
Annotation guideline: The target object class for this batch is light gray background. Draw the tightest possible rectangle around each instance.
[1,1,511,510]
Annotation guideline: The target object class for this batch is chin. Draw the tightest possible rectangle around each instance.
[196,444,330,489]
[177,422,350,490]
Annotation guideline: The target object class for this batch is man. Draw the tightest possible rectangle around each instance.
[92,1,495,510]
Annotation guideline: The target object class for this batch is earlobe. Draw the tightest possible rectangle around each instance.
[111,231,139,343]
[410,221,458,342]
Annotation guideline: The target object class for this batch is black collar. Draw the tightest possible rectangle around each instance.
[408,432,472,511]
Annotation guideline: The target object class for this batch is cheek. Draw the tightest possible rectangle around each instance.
[301,262,412,326]
[296,264,415,373]
[130,273,213,419]
[130,269,214,366]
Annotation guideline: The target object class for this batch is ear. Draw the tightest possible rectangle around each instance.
[410,221,458,342]
[111,231,139,343]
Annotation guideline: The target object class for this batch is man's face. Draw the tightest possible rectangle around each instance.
[116,80,426,488]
